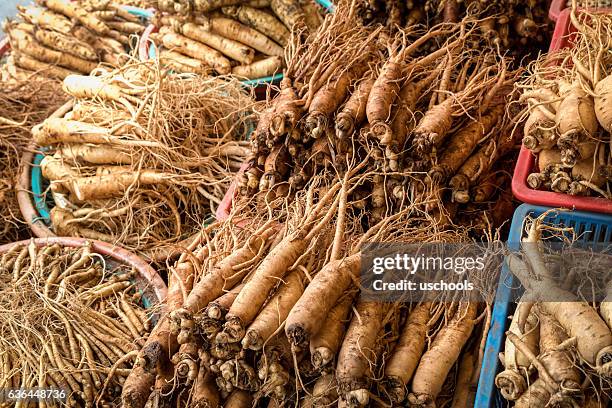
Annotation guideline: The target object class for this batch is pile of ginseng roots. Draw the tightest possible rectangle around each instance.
[496,211,612,407]
[119,170,503,408]
[356,0,552,52]
[117,4,525,408]
[240,2,520,232]
[33,60,254,261]
[519,8,612,199]
[0,75,66,245]
[3,0,147,80]
[147,0,324,78]
[0,241,155,408]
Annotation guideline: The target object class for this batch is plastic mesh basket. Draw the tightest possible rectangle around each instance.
[474,204,612,407]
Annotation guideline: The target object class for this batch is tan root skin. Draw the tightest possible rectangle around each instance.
[408,303,477,408]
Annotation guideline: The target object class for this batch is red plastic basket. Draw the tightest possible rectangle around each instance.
[512,8,612,214]
[549,0,566,22]
[139,23,157,62]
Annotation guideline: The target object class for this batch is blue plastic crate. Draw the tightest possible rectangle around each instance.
[474,204,612,408]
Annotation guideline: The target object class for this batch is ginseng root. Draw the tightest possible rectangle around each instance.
[336,300,387,408]
[285,254,360,347]
[408,302,477,408]
[383,303,431,404]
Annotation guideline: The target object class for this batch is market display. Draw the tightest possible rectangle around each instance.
[0,0,608,407]
[145,0,324,78]
[4,0,147,79]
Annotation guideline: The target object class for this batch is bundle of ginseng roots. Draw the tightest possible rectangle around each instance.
[118,6,511,408]
[0,76,66,245]
[496,211,612,407]
[33,61,253,261]
[3,0,148,80]
[119,167,502,408]
[520,8,612,199]
[146,0,323,78]
[358,0,551,50]
[241,4,520,232]
[0,241,155,408]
